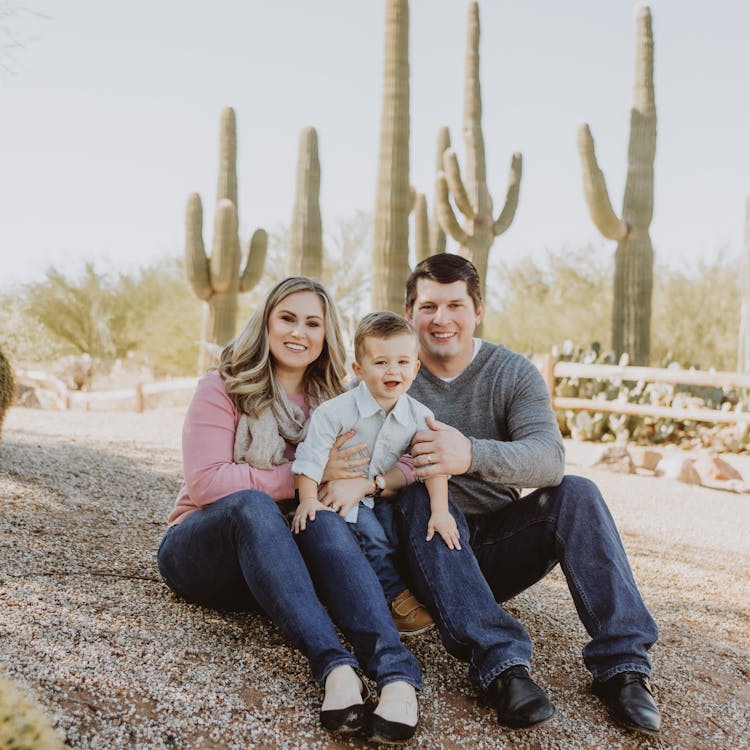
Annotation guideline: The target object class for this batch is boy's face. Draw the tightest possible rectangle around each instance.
[352,333,421,409]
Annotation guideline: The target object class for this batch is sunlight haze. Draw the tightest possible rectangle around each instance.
[1,0,748,288]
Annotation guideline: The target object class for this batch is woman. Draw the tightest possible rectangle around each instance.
[157,276,421,743]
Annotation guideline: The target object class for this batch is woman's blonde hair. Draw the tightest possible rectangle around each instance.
[217,276,347,416]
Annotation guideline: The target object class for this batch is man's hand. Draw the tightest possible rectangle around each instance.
[292,498,333,533]
[412,416,472,479]
[320,429,369,482]
[426,510,461,550]
[318,476,373,518]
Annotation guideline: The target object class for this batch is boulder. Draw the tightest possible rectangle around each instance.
[629,447,662,472]
[593,445,635,474]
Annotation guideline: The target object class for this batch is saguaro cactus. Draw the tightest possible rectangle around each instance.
[738,198,750,372]
[289,126,323,279]
[185,107,268,372]
[0,346,14,439]
[372,0,411,312]
[435,1,523,306]
[578,4,656,365]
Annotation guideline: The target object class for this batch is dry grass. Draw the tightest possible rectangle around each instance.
[1,406,748,749]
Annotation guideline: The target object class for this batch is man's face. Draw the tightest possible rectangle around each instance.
[406,278,482,366]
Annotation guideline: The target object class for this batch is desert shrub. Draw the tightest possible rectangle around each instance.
[484,247,611,356]
[0,345,14,436]
[651,251,740,370]
[0,673,64,750]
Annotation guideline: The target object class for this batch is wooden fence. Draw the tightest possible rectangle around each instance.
[16,360,750,424]
[540,356,750,425]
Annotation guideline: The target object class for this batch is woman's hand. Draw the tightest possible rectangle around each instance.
[292,498,333,533]
[320,429,370,482]
[318,477,374,518]
[426,510,461,550]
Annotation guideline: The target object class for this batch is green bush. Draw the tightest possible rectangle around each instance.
[0,346,14,436]
[0,673,64,750]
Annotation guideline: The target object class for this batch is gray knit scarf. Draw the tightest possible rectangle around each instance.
[233,390,318,469]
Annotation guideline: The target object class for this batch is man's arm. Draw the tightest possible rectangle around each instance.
[412,362,564,489]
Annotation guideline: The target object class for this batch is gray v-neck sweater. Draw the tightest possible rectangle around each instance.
[407,341,565,515]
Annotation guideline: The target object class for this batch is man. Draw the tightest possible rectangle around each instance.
[398,254,660,735]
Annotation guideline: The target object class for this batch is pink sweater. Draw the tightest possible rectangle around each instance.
[167,372,416,525]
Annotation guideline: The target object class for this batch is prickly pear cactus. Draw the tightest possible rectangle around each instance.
[0,673,64,750]
[0,346,14,439]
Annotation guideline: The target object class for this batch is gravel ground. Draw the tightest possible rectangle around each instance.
[1,406,748,750]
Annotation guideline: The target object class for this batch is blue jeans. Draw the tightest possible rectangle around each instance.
[350,503,405,603]
[157,490,421,691]
[396,476,658,689]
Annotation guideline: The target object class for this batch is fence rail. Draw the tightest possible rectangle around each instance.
[540,356,750,425]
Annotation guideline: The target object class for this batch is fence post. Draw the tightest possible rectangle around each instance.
[135,382,144,413]
[541,354,556,398]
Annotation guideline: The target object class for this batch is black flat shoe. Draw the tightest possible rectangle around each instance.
[320,702,368,733]
[366,709,419,744]
[592,671,661,736]
[320,674,371,733]
[483,665,555,730]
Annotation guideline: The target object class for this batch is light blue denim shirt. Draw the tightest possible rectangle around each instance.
[293,381,433,523]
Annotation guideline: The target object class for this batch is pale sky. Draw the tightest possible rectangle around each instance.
[1,0,748,290]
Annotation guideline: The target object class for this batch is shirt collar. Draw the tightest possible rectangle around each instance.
[354,381,411,425]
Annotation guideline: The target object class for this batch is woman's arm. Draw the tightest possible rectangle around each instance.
[182,373,295,506]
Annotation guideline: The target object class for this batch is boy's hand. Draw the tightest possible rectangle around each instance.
[292,498,332,533]
[426,510,461,550]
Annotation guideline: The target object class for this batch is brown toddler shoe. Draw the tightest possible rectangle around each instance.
[390,588,434,636]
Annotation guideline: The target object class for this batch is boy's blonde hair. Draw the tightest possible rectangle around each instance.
[354,311,418,362]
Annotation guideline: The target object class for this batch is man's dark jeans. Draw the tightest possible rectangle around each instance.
[393,476,658,689]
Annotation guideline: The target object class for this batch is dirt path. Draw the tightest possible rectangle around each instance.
[1,407,748,749]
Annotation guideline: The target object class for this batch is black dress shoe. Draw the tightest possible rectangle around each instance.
[366,708,419,744]
[592,671,661,736]
[320,702,368,733]
[484,665,555,730]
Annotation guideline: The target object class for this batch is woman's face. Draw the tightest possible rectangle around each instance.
[267,291,326,376]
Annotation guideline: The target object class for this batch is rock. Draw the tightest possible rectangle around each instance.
[658,457,701,485]
[593,445,635,474]
[693,455,743,483]
[629,447,662,472]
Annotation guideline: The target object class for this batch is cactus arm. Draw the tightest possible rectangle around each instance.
[185,193,212,301]
[429,127,450,254]
[209,199,241,293]
[442,148,475,220]
[493,151,523,236]
[217,107,238,207]
[413,192,431,264]
[435,173,469,245]
[240,229,268,292]
[577,124,629,241]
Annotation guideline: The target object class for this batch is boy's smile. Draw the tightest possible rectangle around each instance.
[352,333,421,413]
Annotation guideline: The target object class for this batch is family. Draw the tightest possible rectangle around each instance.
[156,254,661,743]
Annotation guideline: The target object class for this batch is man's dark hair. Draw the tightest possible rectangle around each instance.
[404,254,483,313]
[354,311,418,362]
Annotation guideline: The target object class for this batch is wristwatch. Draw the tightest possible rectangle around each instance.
[372,474,386,497]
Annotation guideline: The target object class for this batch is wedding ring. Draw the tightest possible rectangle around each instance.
[427,454,433,465]
[331,503,339,511]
